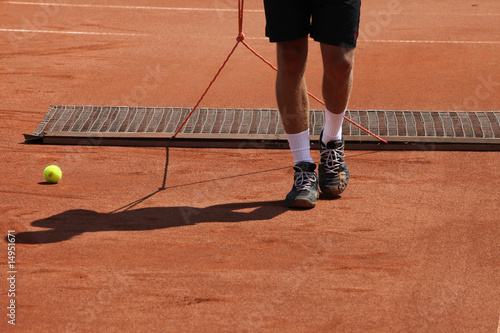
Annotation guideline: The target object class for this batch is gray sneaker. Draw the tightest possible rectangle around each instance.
[285,162,319,208]
[318,131,349,197]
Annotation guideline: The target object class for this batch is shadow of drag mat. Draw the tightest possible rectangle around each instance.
[15,201,287,244]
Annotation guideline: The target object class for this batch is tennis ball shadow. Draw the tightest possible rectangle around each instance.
[38,182,59,185]
[15,200,287,244]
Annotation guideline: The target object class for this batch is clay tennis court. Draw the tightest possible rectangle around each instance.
[1,0,499,332]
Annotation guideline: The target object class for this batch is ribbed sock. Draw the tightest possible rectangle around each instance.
[286,129,314,164]
[322,108,345,145]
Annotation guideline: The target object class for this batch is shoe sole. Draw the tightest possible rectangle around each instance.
[320,189,343,198]
[286,198,317,209]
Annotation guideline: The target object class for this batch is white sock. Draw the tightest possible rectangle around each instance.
[286,129,314,164]
[322,108,345,145]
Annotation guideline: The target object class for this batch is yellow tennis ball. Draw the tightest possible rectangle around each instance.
[43,165,62,184]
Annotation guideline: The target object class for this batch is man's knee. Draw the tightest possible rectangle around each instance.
[322,47,355,79]
[277,39,308,75]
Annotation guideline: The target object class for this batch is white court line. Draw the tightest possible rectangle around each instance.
[5,1,500,15]
[246,37,500,45]
[1,30,497,45]
[5,1,265,12]
[0,28,148,36]
[363,39,500,45]
[420,12,500,16]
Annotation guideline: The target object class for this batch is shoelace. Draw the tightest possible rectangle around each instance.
[320,144,345,174]
[293,167,317,191]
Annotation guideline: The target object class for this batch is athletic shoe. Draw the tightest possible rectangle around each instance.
[318,131,349,197]
[285,162,319,208]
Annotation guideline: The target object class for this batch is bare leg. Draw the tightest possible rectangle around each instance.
[318,44,353,197]
[276,37,309,134]
[320,44,355,114]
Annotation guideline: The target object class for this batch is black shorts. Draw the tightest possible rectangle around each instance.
[263,0,361,48]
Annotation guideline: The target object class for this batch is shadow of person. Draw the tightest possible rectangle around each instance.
[14,200,287,244]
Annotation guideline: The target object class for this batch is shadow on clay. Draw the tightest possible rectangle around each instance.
[15,149,379,244]
[15,200,287,244]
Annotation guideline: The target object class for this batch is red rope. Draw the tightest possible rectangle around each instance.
[238,0,244,37]
[172,1,246,138]
[172,40,241,138]
[173,0,387,144]
[241,40,277,71]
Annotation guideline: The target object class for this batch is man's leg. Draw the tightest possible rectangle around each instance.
[321,44,355,142]
[276,36,309,135]
[317,44,354,197]
[276,36,313,165]
[276,37,318,208]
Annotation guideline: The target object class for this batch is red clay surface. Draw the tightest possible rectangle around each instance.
[1,0,499,332]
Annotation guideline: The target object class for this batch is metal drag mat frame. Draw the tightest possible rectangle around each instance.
[24,106,500,151]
